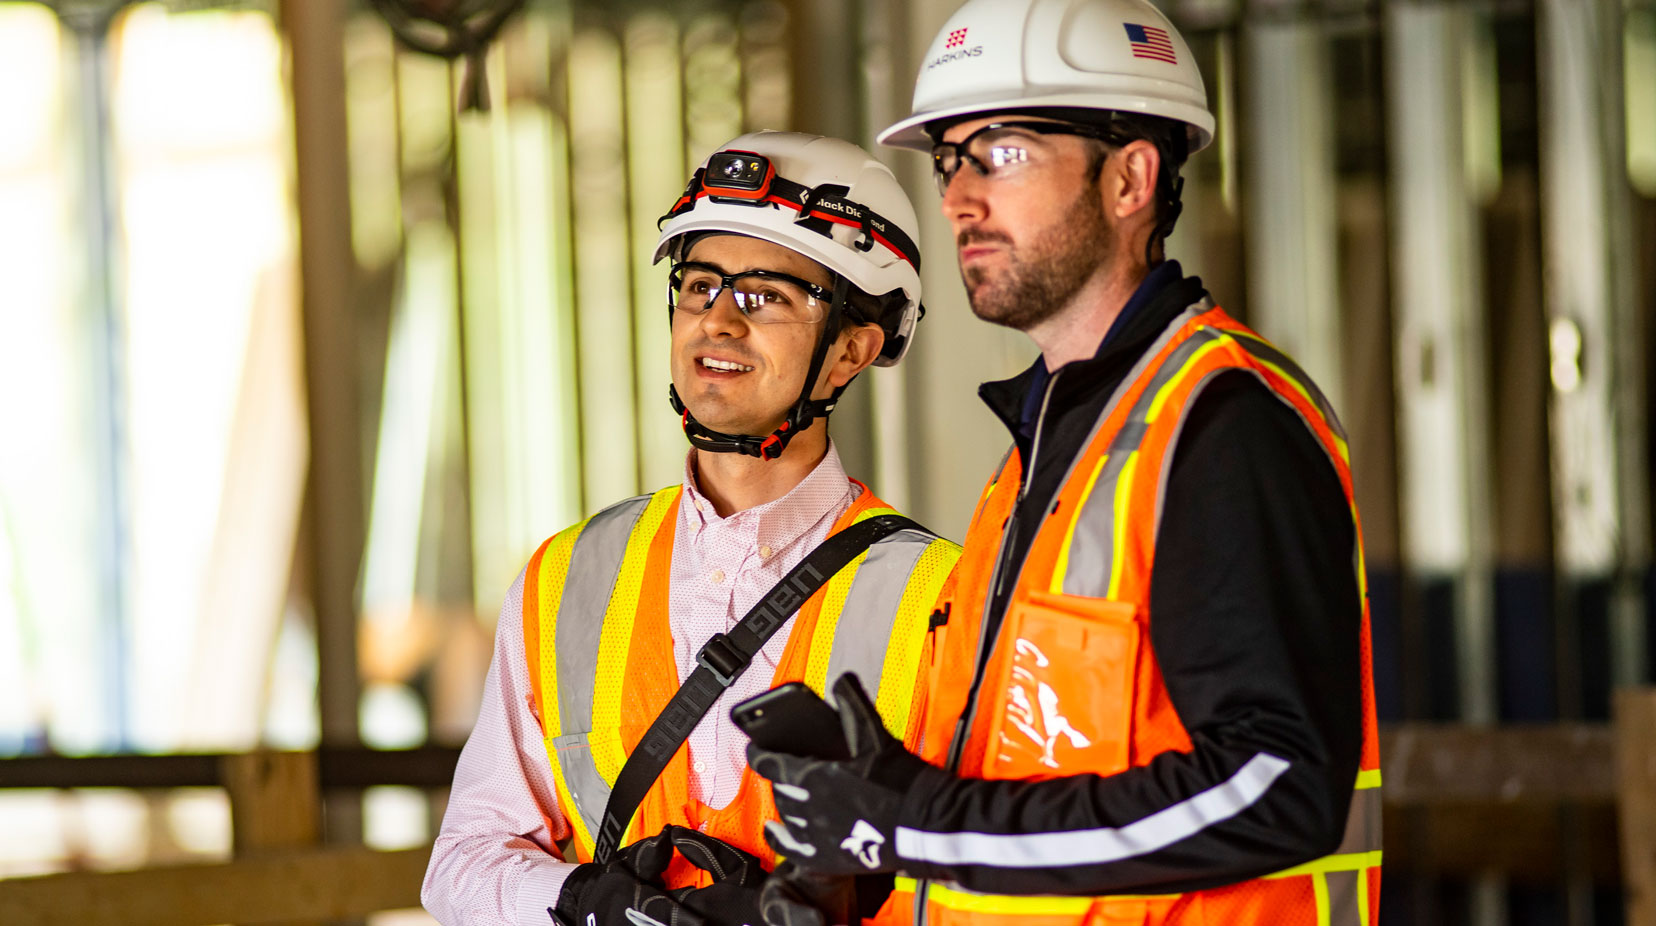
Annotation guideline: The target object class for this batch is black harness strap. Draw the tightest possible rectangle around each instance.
[591,513,922,863]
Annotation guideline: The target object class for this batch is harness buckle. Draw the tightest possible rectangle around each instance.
[696,633,750,688]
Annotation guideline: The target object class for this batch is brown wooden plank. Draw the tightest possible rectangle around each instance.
[0,753,220,789]
[0,846,430,926]
[1378,723,1616,804]
[0,746,463,791]
[1616,689,1656,925]
[222,752,320,857]
[1383,803,1622,885]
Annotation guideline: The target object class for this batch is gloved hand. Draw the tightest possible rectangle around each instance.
[671,827,768,926]
[748,673,934,878]
[551,825,687,926]
[552,825,767,926]
[758,860,856,926]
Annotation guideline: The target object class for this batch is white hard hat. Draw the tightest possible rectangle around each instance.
[877,0,1214,155]
[655,131,924,366]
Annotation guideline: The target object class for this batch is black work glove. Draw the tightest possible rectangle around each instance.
[552,825,767,926]
[758,859,856,926]
[672,827,768,926]
[551,825,686,926]
[748,673,934,877]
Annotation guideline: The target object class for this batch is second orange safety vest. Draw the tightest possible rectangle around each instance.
[878,302,1382,926]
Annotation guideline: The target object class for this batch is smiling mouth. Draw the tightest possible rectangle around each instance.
[700,357,755,373]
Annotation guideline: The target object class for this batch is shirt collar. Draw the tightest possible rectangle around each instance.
[680,441,854,549]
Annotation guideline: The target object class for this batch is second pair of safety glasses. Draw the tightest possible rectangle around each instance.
[930,120,1128,195]
[668,261,832,324]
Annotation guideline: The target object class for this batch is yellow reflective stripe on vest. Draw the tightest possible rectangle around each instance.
[1049,450,1109,596]
[547,491,674,854]
[591,486,680,790]
[803,506,897,695]
[1225,329,1351,449]
[876,538,960,743]
[1105,451,1140,600]
[535,517,593,852]
[918,880,1176,914]
[1220,327,1373,609]
[805,547,871,696]
[1050,320,1225,598]
[1267,850,1384,879]
[925,882,1090,914]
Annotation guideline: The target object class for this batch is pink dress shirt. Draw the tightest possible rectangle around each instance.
[422,445,860,926]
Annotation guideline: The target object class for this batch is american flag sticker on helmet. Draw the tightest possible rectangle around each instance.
[1124,23,1176,64]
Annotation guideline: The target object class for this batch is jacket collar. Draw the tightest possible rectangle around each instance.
[978,261,1209,440]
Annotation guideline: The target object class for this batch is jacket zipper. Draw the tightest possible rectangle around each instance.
[913,368,1062,925]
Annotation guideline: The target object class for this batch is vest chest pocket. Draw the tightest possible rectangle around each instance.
[981,590,1139,780]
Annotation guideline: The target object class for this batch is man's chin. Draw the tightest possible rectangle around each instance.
[966,291,1027,330]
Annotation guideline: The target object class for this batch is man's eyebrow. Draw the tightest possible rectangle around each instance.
[678,259,731,274]
[682,259,828,289]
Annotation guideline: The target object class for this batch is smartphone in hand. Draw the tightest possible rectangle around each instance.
[731,681,851,760]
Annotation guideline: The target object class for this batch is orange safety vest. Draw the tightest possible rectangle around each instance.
[522,481,960,890]
[880,302,1381,926]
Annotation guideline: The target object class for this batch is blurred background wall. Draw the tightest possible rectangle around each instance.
[0,0,1652,923]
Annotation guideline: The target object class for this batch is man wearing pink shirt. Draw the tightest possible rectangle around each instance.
[422,132,959,926]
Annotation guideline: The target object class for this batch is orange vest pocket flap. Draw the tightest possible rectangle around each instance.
[981,592,1140,780]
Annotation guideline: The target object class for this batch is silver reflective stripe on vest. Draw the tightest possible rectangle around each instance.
[1226,329,1350,445]
[1060,324,1225,598]
[1325,870,1363,925]
[554,494,654,837]
[820,531,935,699]
[1336,785,1383,857]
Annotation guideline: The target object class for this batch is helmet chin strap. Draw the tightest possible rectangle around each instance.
[669,276,853,462]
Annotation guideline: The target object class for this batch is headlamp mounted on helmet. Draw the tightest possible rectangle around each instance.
[703,150,777,202]
[659,156,922,273]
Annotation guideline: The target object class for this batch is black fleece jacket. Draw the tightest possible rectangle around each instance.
[897,264,1364,896]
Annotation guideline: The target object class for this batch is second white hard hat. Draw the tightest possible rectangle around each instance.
[877,0,1214,154]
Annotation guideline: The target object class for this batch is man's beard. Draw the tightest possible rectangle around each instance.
[960,184,1111,332]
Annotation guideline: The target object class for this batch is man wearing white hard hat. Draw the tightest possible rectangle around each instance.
[748,2,1381,924]
[422,131,960,926]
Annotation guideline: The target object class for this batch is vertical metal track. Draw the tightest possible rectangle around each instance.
[66,9,132,751]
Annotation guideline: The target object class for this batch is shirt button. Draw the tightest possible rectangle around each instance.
[693,759,707,774]
[758,544,773,560]
[710,569,726,584]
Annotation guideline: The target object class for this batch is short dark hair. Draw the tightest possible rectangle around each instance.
[1075,112,1188,252]
[833,286,899,339]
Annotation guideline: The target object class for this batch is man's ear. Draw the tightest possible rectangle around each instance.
[1110,139,1162,223]
[823,322,885,391]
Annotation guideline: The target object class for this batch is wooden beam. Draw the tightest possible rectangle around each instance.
[0,725,1627,803]
[1383,804,1622,885]
[0,746,463,791]
[1378,723,1616,804]
[222,751,320,857]
[0,846,430,926]
[276,0,363,784]
[1616,689,1656,925]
